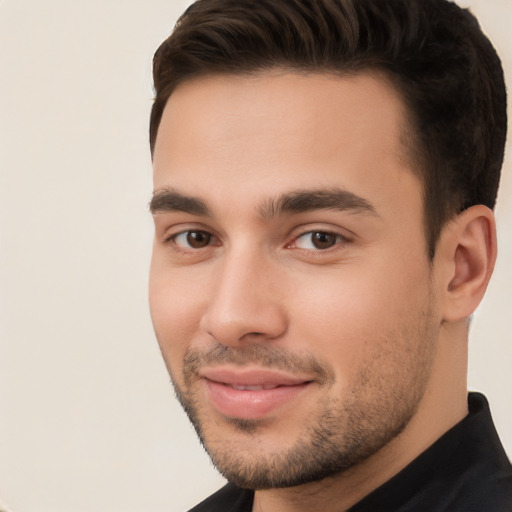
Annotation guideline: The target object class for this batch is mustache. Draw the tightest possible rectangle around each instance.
[183,344,335,387]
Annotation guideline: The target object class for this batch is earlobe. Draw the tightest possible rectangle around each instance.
[439,205,497,322]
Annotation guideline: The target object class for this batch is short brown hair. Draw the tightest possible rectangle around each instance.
[150,0,507,258]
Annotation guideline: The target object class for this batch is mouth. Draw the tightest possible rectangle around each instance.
[199,367,314,420]
[227,383,285,391]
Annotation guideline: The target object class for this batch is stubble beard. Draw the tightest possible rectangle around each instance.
[167,311,438,491]
[175,387,421,490]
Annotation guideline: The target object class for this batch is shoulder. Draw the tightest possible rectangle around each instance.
[188,483,254,512]
[350,393,512,512]
[455,472,512,512]
[415,393,512,511]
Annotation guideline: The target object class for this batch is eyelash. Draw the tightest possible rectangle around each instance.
[164,230,218,252]
[288,230,349,252]
[164,228,349,254]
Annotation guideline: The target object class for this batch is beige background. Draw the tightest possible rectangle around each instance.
[0,1,510,511]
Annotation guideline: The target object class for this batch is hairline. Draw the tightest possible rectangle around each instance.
[151,65,434,256]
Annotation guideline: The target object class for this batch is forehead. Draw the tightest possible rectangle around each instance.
[152,71,419,216]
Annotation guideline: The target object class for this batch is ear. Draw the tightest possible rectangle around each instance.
[436,205,497,322]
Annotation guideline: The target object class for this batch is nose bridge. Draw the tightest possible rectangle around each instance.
[200,242,286,345]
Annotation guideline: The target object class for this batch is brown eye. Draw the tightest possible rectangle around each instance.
[294,231,342,250]
[311,232,337,249]
[186,231,212,248]
[173,230,213,249]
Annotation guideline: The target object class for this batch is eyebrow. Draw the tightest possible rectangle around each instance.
[149,187,377,219]
[258,188,377,219]
[150,187,212,216]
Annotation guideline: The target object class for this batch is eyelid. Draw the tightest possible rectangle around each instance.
[162,225,221,251]
[286,225,352,248]
[160,220,215,241]
[293,234,344,252]
[160,223,352,255]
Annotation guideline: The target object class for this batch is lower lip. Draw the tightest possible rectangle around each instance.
[205,380,311,420]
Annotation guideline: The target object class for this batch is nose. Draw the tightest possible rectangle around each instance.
[199,250,288,346]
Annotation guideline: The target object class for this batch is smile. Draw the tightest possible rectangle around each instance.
[230,384,281,391]
[199,367,314,420]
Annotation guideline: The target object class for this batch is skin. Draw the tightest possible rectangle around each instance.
[149,71,496,512]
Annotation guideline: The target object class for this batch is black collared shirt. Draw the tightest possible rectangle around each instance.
[189,393,512,511]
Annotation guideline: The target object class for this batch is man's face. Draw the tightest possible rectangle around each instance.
[149,71,441,488]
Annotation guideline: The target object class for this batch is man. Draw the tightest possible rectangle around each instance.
[148,0,512,510]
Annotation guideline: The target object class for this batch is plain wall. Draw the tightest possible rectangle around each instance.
[0,1,510,511]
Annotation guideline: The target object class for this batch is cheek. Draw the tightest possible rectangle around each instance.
[149,261,208,376]
[288,257,432,379]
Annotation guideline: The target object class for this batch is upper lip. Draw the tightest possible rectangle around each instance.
[199,366,313,387]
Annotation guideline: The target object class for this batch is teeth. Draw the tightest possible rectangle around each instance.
[230,384,279,391]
